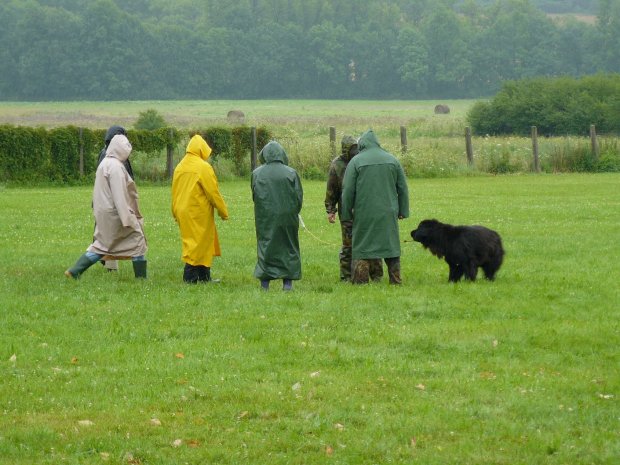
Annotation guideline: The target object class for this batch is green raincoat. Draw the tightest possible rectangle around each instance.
[251,141,303,280]
[341,130,409,259]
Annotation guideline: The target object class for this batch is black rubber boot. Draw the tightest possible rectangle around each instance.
[132,260,147,279]
[183,263,199,284]
[65,254,96,279]
[198,266,211,282]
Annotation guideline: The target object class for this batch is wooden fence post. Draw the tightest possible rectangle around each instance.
[166,128,174,179]
[329,126,336,157]
[531,126,540,172]
[78,127,85,177]
[465,127,474,166]
[251,127,257,171]
[590,124,599,161]
[400,126,407,155]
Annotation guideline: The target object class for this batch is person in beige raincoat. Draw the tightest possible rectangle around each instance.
[65,134,147,279]
[172,134,229,283]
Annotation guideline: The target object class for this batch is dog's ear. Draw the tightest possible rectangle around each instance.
[410,230,416,237]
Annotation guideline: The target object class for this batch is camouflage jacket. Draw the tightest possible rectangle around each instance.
[324,156,348,215]
[324,135,358,217]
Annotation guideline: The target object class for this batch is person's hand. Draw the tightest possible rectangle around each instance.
[327,213,336,223]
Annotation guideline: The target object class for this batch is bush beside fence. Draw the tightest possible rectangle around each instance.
[1,124,618,184]
[0,126,272,183]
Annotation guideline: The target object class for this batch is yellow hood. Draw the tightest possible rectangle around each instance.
[186,135,212,161]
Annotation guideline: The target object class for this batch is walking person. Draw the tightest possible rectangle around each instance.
[65,134,147,279]
[96,125,133,272]
[341,129,409,284]
[251,141,303,291]
[172,134,229,283]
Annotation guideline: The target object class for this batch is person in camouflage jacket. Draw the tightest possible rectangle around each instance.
[324,135,382,281]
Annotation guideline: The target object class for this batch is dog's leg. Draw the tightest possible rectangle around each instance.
[465,261,478,281]
[482,263,496,280]
[448,262,464,282]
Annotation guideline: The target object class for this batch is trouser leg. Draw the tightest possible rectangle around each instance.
[351,259,370,284]
[283,279,293,291]
[385,257,402,285]
[339,221,353,281]
[368,259,384,282]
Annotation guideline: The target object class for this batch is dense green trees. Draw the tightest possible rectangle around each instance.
[0,0,616,100]
[467,74,620,135]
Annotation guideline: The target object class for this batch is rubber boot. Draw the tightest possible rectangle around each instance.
[132,259,147,279]
[283,279,293,291]
[65,254,96,279]
[260,279,270,290]
[183,263,199,284]
[198,266,211,282]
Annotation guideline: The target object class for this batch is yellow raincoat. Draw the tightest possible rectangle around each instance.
[172,135,229,267]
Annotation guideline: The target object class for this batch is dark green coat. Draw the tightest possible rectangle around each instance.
[341,130,409,259]
[251,141,303,280]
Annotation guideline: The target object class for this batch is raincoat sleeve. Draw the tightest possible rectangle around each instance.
[201,165,229,220]
[324,164,340,214]
[396,163,409,218]
[340,162,357,222]
[108,167,138,228]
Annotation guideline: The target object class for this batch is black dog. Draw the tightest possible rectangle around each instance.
[411,219,504,282]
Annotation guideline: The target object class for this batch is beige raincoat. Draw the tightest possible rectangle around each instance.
[171,135,229,267]
[88,134,147,258]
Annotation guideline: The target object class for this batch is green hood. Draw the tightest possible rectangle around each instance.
[357,129,381,152]
[259,141,289,165]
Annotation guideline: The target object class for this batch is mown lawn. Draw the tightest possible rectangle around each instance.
[1,174,618,464]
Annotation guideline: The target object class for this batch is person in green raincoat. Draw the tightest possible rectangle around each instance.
[172,134,229,283]
[341,129,409,284]
[251,141,303,291]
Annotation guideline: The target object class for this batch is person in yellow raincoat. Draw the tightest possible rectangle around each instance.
[172,134,229,283]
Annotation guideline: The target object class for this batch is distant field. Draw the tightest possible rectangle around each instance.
[0,99,474,130]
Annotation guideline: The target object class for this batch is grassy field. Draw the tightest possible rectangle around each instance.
[1,174,619,464]
[0,100,473,129]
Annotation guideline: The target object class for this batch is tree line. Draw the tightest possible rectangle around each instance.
[0,0,618,101]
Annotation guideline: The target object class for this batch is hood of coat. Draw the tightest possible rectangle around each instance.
[186,135,212,161]
[341,135,359,162]
[104,125,127,146]
[259,141,289,165]
[106,134,132,162]
[358,129,380,152]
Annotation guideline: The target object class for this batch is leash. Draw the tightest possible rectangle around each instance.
[298,214,339,247]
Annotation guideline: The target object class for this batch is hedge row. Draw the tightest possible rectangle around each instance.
[468,74,620,136]
[0,125,272,183]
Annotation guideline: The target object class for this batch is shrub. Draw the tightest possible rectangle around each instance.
[468,74,620,136]
[134,109,167,130]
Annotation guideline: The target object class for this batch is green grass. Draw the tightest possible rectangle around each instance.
[1,174,619,464]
